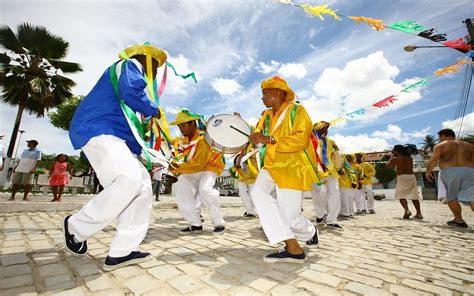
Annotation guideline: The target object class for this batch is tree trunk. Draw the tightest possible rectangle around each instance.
[7,102,26,157]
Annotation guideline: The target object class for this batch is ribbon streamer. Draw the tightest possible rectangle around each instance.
[301,4,341,21]
[348,16,385,31]
[372,95,397,108]
[167,62,197,83]
[388,20,426,33]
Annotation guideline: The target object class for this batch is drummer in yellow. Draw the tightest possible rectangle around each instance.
[169,109,226,234]
[356,152,376,214]
[339,154,358,218]
[231,143,258,218]
[249,76,319,264]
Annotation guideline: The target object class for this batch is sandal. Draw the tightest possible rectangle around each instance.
[402,210,412,219]
[414,214,423,220]
[446,219,468,228]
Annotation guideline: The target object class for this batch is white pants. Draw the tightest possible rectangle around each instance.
[175,171,225,227]
[339,188,353,216]
[311,176,341,224]
[68,135,153,257]
[355,189,367,212]
[238,181,256,215]
[363,184,374,211]
[250,169,315,245]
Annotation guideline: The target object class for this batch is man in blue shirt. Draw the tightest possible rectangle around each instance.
[63,44,166,271]
[8,140,42,201]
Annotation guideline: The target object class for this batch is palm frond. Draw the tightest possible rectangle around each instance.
[17,23,68,60]
[0,26,25,54]
[49,59,82,73]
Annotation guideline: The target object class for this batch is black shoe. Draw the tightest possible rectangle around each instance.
[446,220,468,228]
[213,225,225,234]
[264,248,305,263]
[315,213,327,225]
[103,251,153,271]
[63,215,88,257]
[361,210,367,214]
[327,223,343,229]
[243,212,256,218]
[180,225,203,234]
[356,210,363,215]
[306,228,319,246]
[369,209,375,214]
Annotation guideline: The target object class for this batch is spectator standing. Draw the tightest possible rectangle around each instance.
[49,154,73,202]
[152,166,163,201]
[0,135,6,171]
[8,140,42,201]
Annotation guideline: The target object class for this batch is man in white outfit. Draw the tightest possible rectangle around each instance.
[311,121,343,229]
[169,109,226,234]
[65,44,167,271]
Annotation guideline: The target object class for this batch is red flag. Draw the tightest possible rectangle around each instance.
[443,37,470,53]
[372,95,397,108]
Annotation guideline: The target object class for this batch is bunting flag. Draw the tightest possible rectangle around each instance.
[300,4,341,21]
[346,108,368,117]
[372,95,397,108]
[275,0,295,5]
[348,16,385,31]
[388,20,426,33]
[443,37,471,53]
[329,117,346,126]
[400,77,431,93]
[434,59,469,76]
[417,28,447,42]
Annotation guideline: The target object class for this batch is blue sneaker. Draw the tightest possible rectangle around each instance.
[263,248,305,263]
[63,215,88,257]
[103,251,153,271]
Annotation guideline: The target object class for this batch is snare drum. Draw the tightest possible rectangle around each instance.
[205,114,251,154]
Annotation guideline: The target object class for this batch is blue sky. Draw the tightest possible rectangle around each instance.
[0,0,473,156]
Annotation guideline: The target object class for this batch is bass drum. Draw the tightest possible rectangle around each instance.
[205,114,251,154]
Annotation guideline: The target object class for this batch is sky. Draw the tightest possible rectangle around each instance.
[0,0,473,157]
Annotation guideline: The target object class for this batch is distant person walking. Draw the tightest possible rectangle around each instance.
[8,140,42,201]
[386,145,423,220]
[49,154,73,202]
[0,135,6,171]
[426,129,474,228]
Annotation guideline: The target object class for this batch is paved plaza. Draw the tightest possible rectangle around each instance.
[1,198,473,295]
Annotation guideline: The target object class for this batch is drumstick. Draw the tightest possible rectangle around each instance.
[230,125,250,137]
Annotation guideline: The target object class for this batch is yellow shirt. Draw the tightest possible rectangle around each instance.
[233,146,259,185]
[320,138,342,179]
[170,130,225,175]
[360,162,376,185]
[255,102,320,191]
[339,164,358,189]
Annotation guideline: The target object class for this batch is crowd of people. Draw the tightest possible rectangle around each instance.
[1,44,472,271]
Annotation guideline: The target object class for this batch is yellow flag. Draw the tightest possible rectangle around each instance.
[329,117,346,125]
[434,59,469,76]
[301,4,341,21]
[348,16,385,31]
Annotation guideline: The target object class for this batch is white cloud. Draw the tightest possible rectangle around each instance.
[255,60,280,74]
[277,63,307,79]
[332,124,430,153]
[303,51,422,123]
[442,112,474,137]
[210,78,242,96]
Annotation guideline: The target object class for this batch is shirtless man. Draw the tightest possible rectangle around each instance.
[426,128,474,228]
[386,145,422,219]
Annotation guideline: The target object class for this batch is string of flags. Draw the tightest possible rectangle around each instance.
[274,1,473,126]
[275,1,473,56]
[328,59,472,126]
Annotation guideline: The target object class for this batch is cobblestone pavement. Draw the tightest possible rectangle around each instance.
[1,200,473,295]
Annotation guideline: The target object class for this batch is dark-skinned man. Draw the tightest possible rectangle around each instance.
[249,76,319,263]
[169,109,226,234]
[64,44,165,271]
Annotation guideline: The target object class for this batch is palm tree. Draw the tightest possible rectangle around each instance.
[0,23,82,159]
[421,135,438,152]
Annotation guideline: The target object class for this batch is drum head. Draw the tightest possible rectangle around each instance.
[206,114,251,152]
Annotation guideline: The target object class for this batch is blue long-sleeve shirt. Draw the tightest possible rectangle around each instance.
[69,59,159,155]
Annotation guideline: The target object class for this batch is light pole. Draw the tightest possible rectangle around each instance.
[13,130,25,166]
[403,45,450,52]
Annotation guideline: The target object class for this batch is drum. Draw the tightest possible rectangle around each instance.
[205,114,251,154]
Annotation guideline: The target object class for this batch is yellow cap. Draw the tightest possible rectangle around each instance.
[170,109,201,126]
[119,44,167,67]
[261,76,295,102]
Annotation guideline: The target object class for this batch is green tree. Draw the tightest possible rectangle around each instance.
[461,134,474,144]
[0,23,82,159]
[38,153,90,174]
[48,95,83,130]
[421,134,438,152]
[375,162,396,189]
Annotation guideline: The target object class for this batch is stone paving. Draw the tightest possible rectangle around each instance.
[1,199,473,295]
